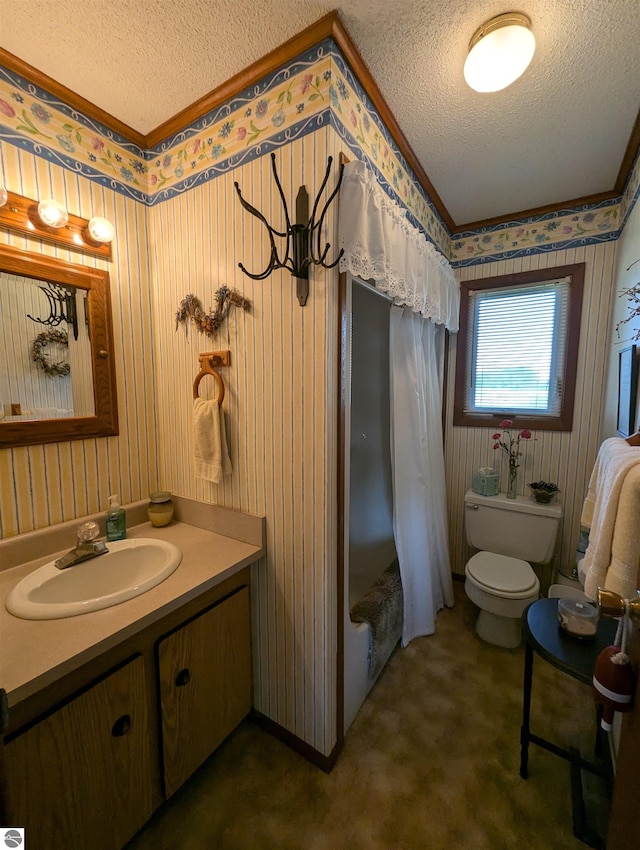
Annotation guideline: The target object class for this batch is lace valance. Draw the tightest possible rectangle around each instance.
[338,161,459,331]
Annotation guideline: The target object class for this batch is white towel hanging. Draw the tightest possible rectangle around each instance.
[193,397,232,483]
[582,437,640,598]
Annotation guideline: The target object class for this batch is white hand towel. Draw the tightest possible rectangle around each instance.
[582,437,640,598]
[193,398,232,483]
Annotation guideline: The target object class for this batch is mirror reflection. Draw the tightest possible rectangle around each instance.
[0,244,118,448]
[1,272,96,423]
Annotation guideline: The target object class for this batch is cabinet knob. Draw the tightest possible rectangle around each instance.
[175,668,191,687]
[111,714,131,737]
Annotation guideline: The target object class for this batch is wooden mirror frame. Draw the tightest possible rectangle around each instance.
[0,244,119,448]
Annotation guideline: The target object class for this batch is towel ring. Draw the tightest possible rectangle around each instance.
[193,369,225,406]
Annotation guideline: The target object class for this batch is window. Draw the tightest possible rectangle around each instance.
[453,264,584,431]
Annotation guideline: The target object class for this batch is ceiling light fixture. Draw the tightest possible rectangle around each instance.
[464,12,536,93]
[37,198,69,228]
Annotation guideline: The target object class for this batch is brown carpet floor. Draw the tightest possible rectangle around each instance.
[126,583,609,849]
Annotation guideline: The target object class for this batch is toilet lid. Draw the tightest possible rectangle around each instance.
[466,551,537,594]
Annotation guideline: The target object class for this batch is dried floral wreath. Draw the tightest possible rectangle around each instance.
[31,329,71,377]
[175,289,251,339]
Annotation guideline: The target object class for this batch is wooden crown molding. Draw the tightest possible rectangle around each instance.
[0,47,146,149]
[616,106,640,195]
[452,189,621,234]
[146,12,340,149]
[145,11,455,229]
[326,14,455,232]
[1,15,639,234]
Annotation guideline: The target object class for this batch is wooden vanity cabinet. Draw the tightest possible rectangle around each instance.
[158,585,252,797]
[0,568,254,848]
[2,655,153,850]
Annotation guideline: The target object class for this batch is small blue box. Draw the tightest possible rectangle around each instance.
[472,471,500,496]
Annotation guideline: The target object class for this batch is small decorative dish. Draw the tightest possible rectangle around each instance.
[528,480,560,504]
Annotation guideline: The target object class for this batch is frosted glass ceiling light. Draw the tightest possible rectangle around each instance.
[38,198,69,228]
[87,216,115,243]
[464,12,536,93]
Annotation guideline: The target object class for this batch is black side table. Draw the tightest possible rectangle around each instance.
[520,598,617,848]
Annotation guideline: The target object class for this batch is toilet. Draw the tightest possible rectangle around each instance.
[464,489,562,648]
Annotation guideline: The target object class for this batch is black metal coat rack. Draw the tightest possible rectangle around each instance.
[27,281,78,340]
[234,153,344,306]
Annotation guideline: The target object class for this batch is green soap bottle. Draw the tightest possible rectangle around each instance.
[106,494,127,541]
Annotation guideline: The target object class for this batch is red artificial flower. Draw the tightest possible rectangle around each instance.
[500,419,513,428]
[492,433,501,439]
[519,429,532,439]
[493,443,500,449]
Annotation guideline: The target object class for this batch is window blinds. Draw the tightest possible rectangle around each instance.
[466,278,570,415]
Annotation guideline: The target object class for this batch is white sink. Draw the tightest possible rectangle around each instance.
[6,538,182,620]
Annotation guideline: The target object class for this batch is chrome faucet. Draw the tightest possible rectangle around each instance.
[54,521,109,570]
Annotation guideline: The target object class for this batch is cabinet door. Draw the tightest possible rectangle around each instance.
[3,655,153,850]
[158,585,251,796]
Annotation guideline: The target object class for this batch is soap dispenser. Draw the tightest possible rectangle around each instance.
[106,494,127,541]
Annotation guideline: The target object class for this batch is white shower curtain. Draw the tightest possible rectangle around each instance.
[390,308,454,643]
[339,159,459,644]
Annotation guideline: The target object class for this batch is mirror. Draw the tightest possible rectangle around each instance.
[0,244,118,448]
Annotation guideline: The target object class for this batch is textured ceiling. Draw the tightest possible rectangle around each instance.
[2,0,640,225]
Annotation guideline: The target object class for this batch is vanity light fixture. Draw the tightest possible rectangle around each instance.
[87,216,115,244]
[37,198,69,228]
[0,190,112,259]
[464,12,536,93]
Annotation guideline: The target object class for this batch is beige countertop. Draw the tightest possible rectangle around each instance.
[0,520,265,707]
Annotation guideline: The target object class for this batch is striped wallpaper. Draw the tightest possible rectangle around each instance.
[0,141,158,538]
[0,129,343,756]
[0,59,348,754]
[1,33,639,759]
[1,280,94,420]
[444,241,618,581]
[148,129,341,755]
[1,271,73,415]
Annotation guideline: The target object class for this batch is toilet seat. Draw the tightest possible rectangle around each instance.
[466,551,538,598]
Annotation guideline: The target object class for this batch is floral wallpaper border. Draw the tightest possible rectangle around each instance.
[149,109,333,204]
[146,47,335,201]
[450,199,622,268]
[327,50,450,255]
[1,39,639,266]
[0,64,149,202]
[150,40,335,154]
[145,42,451,256]
[0,40,452,255]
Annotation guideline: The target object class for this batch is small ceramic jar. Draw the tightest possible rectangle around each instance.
[147,491,174,527]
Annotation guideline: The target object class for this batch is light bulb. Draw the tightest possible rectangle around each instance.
[464,13,536,93]
[87,216,115,243]
[38,198,68,228]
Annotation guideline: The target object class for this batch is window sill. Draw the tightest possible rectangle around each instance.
[452,411,573,432]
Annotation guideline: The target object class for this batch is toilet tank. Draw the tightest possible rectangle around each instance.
[464,489,562,564]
